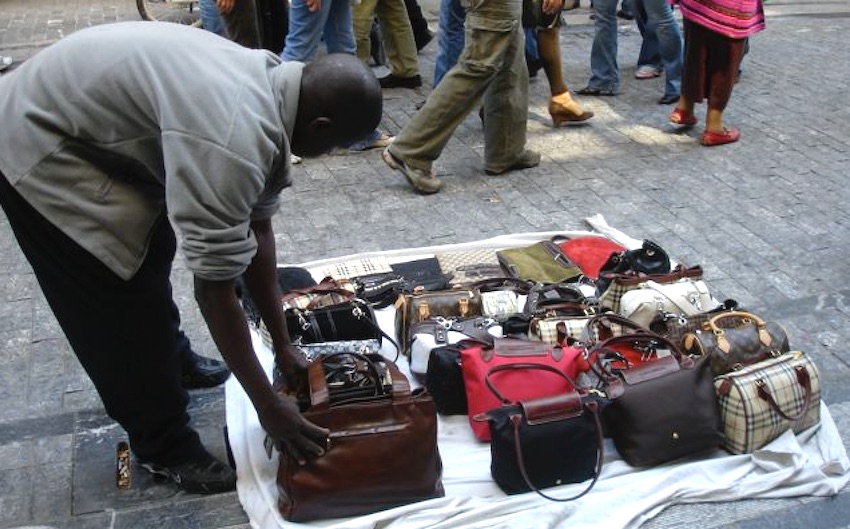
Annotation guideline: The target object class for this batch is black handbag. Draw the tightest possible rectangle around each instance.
[596,239,671,294]
[425,341,472,415]
[476,363,605,500]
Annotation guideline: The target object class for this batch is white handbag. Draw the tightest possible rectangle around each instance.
[618,279,720,329]
[408,317,501,379]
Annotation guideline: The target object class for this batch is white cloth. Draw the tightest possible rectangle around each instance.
[225,225,850,529]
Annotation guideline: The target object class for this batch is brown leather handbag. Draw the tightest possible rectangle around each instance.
[277,353,444,522]
[681,311,790,375]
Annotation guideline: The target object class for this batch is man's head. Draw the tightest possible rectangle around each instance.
[290,54,383,158]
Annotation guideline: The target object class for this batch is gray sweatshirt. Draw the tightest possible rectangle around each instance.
[0,21,303,281]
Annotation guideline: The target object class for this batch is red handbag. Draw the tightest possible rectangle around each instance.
[461,337,584,441]
[554,235,626,279]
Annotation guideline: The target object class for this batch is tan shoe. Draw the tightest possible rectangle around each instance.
[549,92,594,126]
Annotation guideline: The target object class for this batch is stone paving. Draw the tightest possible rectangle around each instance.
[1,0,849,528]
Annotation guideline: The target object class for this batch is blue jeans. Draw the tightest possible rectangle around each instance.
[281,0,356,61]
[635,6,660,68]
[587,0,621,92]
[433,0,466,86]
[635,0,682,97]
[199,0,227,37]
[588,0,681,97]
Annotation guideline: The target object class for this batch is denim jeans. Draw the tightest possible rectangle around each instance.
[390,0,528,173]
[587,0,621,92]
[635,0,682,97]
[433,0,466,86]
[635,6,660,68]
[199,0,227,37]
[281,0,356,61]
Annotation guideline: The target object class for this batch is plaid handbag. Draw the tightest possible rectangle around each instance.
[714,351,821,454]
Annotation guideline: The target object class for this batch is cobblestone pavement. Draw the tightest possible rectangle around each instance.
[1,0,849,528]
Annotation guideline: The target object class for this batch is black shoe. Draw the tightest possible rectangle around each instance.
[141,450,236,494]
[658,93,680,105]
[577,86,618,96]
[378,74,422,89]
[181,352,231,389]
[415,30,434,52]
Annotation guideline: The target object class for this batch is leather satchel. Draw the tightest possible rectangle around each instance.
[461,337,584,441]
[617,278,720,329]
[476,363,606,500]
[277,353,445,521]
[681,311,790,375]
[714,351,821,454]
[592,334,723,467]
[395,288,483,356]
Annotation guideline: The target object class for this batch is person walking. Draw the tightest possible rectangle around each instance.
[382,0,539,194]
[0,22,382,493]
[669,0,764,145]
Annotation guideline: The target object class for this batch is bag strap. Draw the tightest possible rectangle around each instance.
[484,362,577,403]
[510,399,605,502]
[600,264,703,287]
[705,311,773,354]
[307,352,409,409]
[756,364,813,422]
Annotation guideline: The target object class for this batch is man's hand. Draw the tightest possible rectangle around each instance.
[258,392,330,464]
[304,0,322,13]
[542,0,564,15]
[217,0,235,14]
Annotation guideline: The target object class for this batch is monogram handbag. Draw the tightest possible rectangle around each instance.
[592,334,723,467]
[714,351,821,454]
[461,337,585,441]
[277,353,445,521]
[496,241,583,284]
[617,278,720,329]
[681,311,790,375]
[648,299,742,347]
[476,363,606,500]
[395,289,483,356]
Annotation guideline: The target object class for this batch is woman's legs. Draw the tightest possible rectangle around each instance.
[537,26,593,124]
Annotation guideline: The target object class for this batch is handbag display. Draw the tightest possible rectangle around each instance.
[592,334,723,467]
[597,264,704,314]
[617,278,720,329]
[277,353,445,521]
[395,288,483,356]
[554,235,626,280]
[714,351,821,454]
[408,316,500,380]
[476,363,606,500]
[461,337,585,441]
[681,311,790,375]
[496,241,583,284]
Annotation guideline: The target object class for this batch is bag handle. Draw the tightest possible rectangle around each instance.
[579,312,651,344]
[471,277,535,294]
[600,264,703,287]
[756,364,813,422]
[307,352,409,409]
[705,311,773,354]
[484,362,577,404]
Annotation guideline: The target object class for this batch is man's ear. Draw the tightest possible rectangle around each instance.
[306,116,333,136]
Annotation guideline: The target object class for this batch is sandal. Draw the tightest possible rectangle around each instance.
[669,107,697,127]
[701,127,740,147]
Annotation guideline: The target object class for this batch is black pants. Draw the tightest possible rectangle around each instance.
[0,173,203,465]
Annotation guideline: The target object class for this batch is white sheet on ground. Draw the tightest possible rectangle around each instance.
[225,223,850,529]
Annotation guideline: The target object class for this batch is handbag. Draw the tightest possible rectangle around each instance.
[408,316,500,380]
[554,235,626,280]
[475,277,534,319]
[281,299,397,359]
[496,241,583,284]
[390,257,450,292]
[425,339,483,415]
[277,352,445,521]
[476,363,606,500]
[597,265,704,314]
[436,248,506,287]
[461,337,585,441]
[592,334,723,467]
[617,278,720,329]
[521,0,560,29]
[350,271,409,309]
[648,298,742,348]
[395,288,483,356]
[714,351,821,454]
[681,311,790,375]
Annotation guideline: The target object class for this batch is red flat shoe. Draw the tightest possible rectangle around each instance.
[701,127,741,146]
[669,107,697,127]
